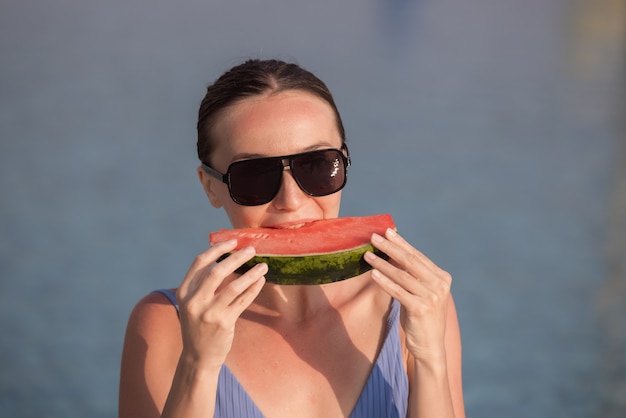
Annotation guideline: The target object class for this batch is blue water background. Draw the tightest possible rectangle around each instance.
[1,0,625,416]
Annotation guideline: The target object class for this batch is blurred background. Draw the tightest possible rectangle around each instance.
[1,0,625,416]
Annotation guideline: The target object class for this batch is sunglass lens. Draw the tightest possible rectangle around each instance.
[229,158,283,205]
[292,150,346,196]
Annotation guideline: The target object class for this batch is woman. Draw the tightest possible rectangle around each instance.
[119,59,465,418]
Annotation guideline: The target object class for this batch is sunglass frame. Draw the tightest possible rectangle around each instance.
[201,145,351,206]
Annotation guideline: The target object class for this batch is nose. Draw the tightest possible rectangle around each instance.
[271,165,307,211]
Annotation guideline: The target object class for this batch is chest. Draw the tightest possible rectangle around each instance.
[225,308,391,418]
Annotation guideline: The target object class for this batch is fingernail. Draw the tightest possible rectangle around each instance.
[386,228,397,238]
[364,251,376,262]
[214,238,237,247]
[371,233,384,244]
[242,246,255,255]
[256,262,268,274]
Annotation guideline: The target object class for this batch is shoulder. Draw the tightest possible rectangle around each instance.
[125,290,180,336]
[121,288,182,363]
[119,290,182,417]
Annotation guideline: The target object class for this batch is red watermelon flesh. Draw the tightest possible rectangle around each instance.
[210,214,395,255]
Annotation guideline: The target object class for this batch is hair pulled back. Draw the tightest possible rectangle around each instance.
[197,59,346,164]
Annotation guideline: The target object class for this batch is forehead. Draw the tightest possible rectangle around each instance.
[210,90,342,159]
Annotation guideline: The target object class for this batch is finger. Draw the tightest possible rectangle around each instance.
[364,250,422,295]
[177,239,238,299]
[365,249,445,304]
[369,262,450,322]
[373,230,451,287]
[220,262,268,299]
[207,263,267,322]
[383,228,439,272]
[370,232,438,284]
[369,266,425,306]
[192,245,258,297]
[225,265,267,313]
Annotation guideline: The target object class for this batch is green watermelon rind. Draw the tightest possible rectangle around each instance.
[227,243,389,285]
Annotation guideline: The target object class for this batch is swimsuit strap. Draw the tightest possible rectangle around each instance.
[153,288,179,313]
[152,289,408,417]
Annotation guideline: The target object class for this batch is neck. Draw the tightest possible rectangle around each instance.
[255,284,334,324]
[248,274,371,324]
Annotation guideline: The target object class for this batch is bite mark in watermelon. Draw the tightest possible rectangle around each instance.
[209,214,395,285]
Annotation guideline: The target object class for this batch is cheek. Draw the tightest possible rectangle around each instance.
[318,192,342,218]
[223,203,266,229]
[221,191,343,228]
[207,183,229,208]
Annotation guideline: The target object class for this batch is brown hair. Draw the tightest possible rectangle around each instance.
[197,59,346,164]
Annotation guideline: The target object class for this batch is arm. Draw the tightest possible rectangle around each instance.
[119,240,267,418]
[405,295,464,418]
[365,228,465,418]
[119,295,224,418]
[118,292,183,418]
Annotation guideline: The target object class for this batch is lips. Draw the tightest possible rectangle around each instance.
[263,219,319,229]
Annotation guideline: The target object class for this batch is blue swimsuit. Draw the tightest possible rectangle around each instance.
[156,289,408,417]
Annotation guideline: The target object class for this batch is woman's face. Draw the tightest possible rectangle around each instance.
[198,90,344,229]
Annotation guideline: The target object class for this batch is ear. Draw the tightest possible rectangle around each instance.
[197,166,224,208]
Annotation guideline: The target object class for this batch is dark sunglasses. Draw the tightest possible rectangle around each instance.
[201,146,351,206]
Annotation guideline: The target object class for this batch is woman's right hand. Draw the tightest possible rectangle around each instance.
[175,239,267,371]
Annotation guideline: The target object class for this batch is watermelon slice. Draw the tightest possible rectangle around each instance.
[210,214,395,285]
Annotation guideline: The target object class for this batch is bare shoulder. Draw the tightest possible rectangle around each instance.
[122,289,182,364]
[119,290,182,418]
[126,290,181,336]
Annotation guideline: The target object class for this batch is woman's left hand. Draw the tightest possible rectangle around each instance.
[364,228,452,363]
